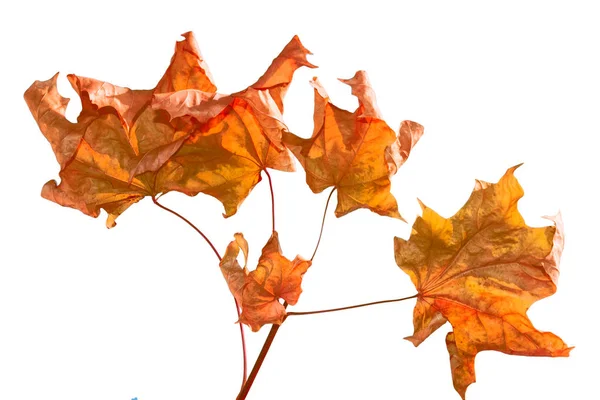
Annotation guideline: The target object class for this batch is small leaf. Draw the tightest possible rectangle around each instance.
[220,232,311,332]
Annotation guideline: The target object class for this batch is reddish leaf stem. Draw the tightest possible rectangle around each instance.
[286,294,418,317]
[152,196,248,389]
[264,169,276,232]
[236,299,248,390]
[152,196,222,261]
[311,187,336,261]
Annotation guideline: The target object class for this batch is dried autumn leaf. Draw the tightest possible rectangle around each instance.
[25,74,151,228]
[67,31,216,179]
[154,98,295,217]
[24,32,214,227]
[220,232,311,332]
[152,35,315,216]
[152,35,315,146]
[283,71,423,220]
[25,32,311,224]
[394,165,571,399]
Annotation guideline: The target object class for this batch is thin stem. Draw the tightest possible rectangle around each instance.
[264,169,276,232]
[152,196,222,261]
[287,294,418,317]
[236,298,248,390]
[311,187,336,261]
[152,196,248,388]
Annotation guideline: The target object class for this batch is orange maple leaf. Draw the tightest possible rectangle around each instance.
[283,71,423,220]
[24,32,213,227]
[394,165,571,399]
[152,35,316,216]
[25,33,314,225]
[220,232,311,332]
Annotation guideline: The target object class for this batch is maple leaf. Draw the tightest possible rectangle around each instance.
[25,74,154,228]
[393,165,571,399]
[24,32,213,227]
[283,71,423,220]
[66,31,216,179]
[220,232,311,332]
[152,35,316,217]
[25,32,312,224]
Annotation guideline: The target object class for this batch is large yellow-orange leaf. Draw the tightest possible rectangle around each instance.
[220,232,311,332]
[151,35,315,216]
[283,71,423,219]
[394,165,571,399]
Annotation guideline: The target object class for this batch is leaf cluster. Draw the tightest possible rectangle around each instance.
[25,33,570,399]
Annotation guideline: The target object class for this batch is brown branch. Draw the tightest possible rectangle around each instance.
[236,302,289,400]
[287,294,418,317]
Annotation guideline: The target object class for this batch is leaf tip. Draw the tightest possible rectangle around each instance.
[403,335,422,347]
[473,179,491,191]
[385,207,406,222]
[65,73,79,89]
[289,35,317,67]
[505,162,524,177]
[106,214,117,229]
[40,179,59,200]
[309,77,329,99]
[560,345,575,357]
[338,70,369,86]
[180,31,195,40]
[24,72,69,116]
[393,235,406,244]
[542,211,563,230]
[287,34,317,66]
[177,31,201,54]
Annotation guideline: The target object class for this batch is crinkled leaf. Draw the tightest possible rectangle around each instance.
[67,32,217,177]
[152,35,315,216]
[25,32,215,227]
[26,32,309,224]
[283,71,423,219]
[220,232,311,332]
[155,98,294,217]
[25,75,151,227]
[153,35,316,147]
[394,165,571,399]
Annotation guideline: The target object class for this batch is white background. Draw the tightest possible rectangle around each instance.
[1,1,598,399]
